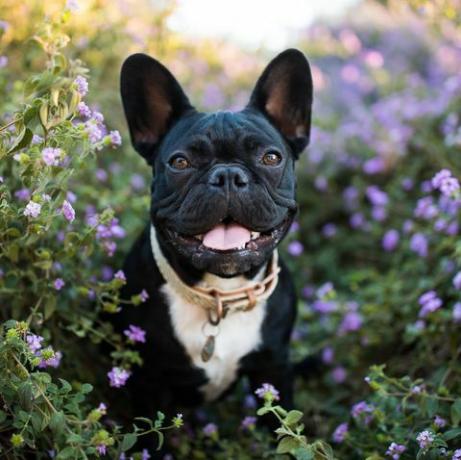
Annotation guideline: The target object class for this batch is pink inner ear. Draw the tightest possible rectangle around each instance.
[135,84,173,144]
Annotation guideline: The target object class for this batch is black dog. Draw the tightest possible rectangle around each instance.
[115,49,313,426]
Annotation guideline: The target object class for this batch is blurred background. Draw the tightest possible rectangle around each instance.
[1,0,461,458]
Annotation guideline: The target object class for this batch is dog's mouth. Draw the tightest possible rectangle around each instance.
[166,217,290,255]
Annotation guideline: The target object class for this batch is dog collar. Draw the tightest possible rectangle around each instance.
[149,225,280,323]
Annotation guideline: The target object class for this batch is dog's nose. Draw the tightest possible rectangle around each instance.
[208,165,249,190]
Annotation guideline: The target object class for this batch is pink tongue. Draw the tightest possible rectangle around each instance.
[202,223,251,250]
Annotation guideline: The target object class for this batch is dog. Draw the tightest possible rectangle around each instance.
[115,48,313,426]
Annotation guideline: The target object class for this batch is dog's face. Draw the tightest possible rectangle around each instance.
[121,49,313,277]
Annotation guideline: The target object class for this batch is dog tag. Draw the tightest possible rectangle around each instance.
[201,335,215,362]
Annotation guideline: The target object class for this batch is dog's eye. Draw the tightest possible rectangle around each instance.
[169,155,191,170]
[261,150,282,166]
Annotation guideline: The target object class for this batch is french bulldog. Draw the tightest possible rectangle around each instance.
[115,48,313,425]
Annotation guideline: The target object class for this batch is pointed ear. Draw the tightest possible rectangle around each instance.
[120,53,195,164]
[247,49,313,156]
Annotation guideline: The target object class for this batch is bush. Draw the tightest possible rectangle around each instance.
[0,1,461,459]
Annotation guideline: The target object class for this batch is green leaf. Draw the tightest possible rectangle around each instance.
[444,427,461,441]
[18,382,33,411]
[451,398,461,426]
[80,383,93,394]
[56,446,79,459]
[121,433,137,451]
[285,410,304,426]
[7,127,33,154]
[257,406,270,416]
[277,436,301,454]
[156,430,165,450]
[49,411,66,436]
[292,446,314,460]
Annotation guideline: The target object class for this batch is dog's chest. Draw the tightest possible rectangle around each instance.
[162,275,266,401]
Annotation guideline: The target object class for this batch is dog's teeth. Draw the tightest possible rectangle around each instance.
[195,234,204,241]
[251,232,260,240]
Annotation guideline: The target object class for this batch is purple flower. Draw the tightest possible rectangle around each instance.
[95,169,108,182]
[453,272,461,289]
[254,383,280,401]
[53,278,65,290]
[351,401,374,425]
[77,102,91,118]
[322,347,334,364]
[38,350,62,368]
[124,325,146,343]
[26,334,44,353]
[97,402,107,414]
[240,416,257,430]
[0,56,8,68]
[419,292,443,318]
[62,200,75,222]
[42,147,62,166]
[343,186,359,209]
[386,442,406,459]
[350,212,366,229]
[401,177,414,191]
[114,270,126,282]
[130,174,146,191]
[440,177,460,197]
[108,130,122,148]
[331,366,347,383]
[382,229,399,251]
[363,157,385,174]
[366,185,388,206]
[322,223,337,238]
[85,121,103,143]
[140,290,149,302]
[15,188,31,201]
[317,282,334,298]
[453,303,461,323]
[96,444,106,455]
[202,423,218,437]
[434,415,447,428]
[419,291,437,305]
[332,423,348,443]
[244,394,257,409]
[312,300,337,314]
[107,367,131,388]
[141,449,150,460]
[416,430,434,449]
[24,201,41,218]
[74,76,88,96]
[371,205,387,222]
[432,169,452,189]
[338,311,363,334]
[453,449,461,460]
[287,241,303,256]
[410,233,428,257]
[32,134,43,145]
[411,384,425,395]
[414,197,438,220]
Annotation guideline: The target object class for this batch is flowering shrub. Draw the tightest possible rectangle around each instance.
[1,0,461,458]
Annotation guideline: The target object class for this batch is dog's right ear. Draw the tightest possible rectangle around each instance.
[120,53,195,164]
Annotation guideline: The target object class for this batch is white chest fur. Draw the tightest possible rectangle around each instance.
[162,273,267,401]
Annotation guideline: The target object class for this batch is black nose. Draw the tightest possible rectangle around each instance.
[208,165,249,191]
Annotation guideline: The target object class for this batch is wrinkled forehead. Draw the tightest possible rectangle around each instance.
[159,110,286,156]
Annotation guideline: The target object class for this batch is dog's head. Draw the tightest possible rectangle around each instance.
[120,49,313,277]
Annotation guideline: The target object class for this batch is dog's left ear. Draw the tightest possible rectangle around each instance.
[247,49,313,156]
[120,53,195,164]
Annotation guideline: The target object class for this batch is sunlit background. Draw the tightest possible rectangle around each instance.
[169,0,360,49]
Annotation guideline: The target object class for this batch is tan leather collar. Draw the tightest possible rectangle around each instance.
[150,225,280,325]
